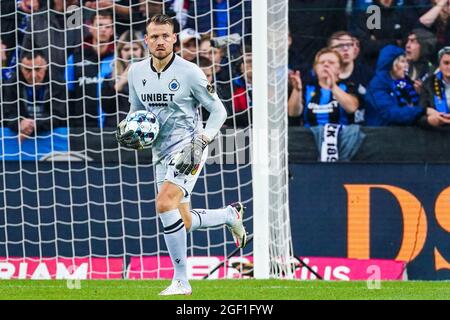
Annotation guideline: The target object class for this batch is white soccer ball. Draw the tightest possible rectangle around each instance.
[125,110,159,148]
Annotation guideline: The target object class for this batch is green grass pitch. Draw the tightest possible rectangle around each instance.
[0,280,449,300]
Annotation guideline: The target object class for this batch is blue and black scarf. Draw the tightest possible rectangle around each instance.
[432,72,450,114]
[393,78,420,108]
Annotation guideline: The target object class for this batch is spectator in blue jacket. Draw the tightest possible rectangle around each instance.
[365,45,438,126]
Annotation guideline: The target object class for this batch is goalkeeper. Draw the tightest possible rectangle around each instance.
[116,14,248,296]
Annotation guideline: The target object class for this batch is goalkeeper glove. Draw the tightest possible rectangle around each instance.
[174,135,210,175]
[115,119,144,150]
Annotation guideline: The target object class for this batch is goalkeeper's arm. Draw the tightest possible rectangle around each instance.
[174,98,227,175]
[202,98,228,142]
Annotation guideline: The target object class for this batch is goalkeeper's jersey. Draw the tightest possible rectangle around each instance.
[127,54,220,164]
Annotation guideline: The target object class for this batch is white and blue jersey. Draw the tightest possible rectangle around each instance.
[127,53,227,164]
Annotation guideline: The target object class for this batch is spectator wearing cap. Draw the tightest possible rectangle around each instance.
[365,45,439,126]
[177,28,201,62]
[404,28,437,93]
[419,46,450,128]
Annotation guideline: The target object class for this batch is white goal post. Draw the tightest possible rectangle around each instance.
[252,0,294,279]
[0,0,293,280]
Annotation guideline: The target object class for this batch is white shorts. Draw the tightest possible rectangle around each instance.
[155,146,208,203]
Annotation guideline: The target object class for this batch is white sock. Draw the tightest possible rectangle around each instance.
[159,209,189,287]
[189,207,235,233]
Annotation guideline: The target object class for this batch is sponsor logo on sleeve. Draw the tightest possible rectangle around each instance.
[206,83,215,94]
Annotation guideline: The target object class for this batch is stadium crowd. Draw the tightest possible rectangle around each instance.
[1,0,450,159]
[288,0,450,130]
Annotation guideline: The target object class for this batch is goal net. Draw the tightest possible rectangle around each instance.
[0,0,291,280]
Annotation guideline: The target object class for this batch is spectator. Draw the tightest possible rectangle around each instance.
[177,28,201,62]
[199,34,229,83]
[198,56,214,84]
[402,0,432,31]
[405,28,437,93]
[418,0,450,52]
[231,52,253,127]
[287,28,304,126]
[419,46,450,128]
[168,0,190,29]
[350,0,424,31]
[365,45,437,126]
[288,31,306,76]
[1,0,41,51]
[114,30,147,122]
[66,9,116,128]
[289,0,348,67]
[288,48,360,127]
[1,51,68,160]
[185,0,251,37]
[328,31,375,123]
[199,35,214,63]
[22,0,82,84]
[197,56,233,124]
[0,40,15,83]
[84,0,141,36]
[133,0,178,34]
[288,70,303,126]
[3,51,66,135]
[351,0,406,67]
[198,56,217,123]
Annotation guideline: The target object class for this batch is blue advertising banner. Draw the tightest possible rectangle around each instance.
[289,163,450,280]
[1,161,449,280]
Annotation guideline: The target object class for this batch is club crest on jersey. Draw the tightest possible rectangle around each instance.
[169,79,180,91]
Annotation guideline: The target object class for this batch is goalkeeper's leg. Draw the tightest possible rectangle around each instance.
[178,203,248,249]
[156,182,192,296]
[169,145,248,249]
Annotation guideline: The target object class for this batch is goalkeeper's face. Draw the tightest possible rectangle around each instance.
[145,23,177,60]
